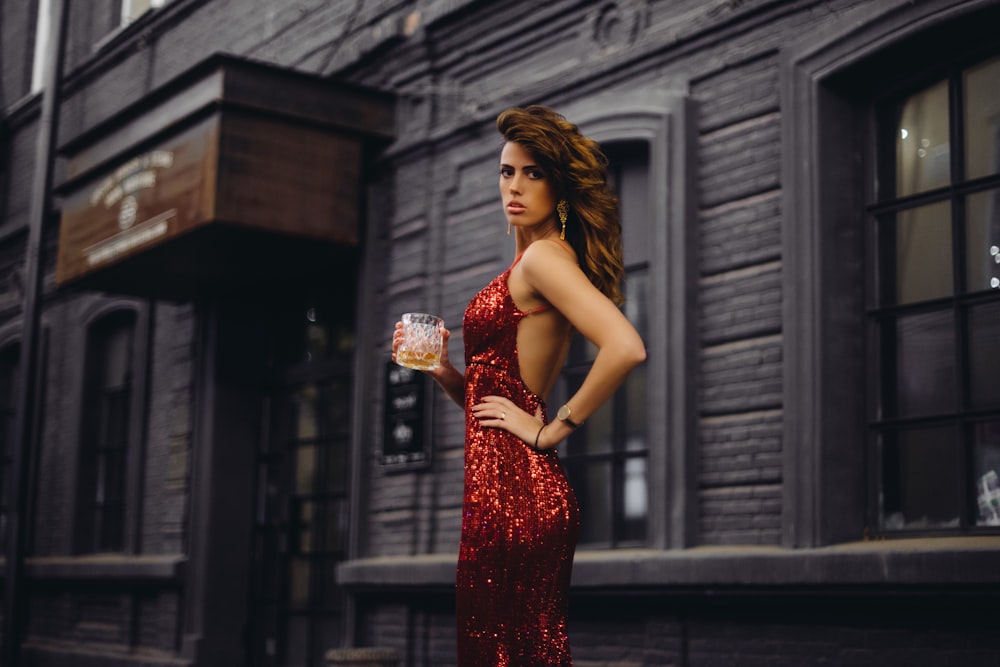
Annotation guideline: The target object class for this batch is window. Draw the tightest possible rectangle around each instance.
[558,142,651,547]
[121,0,166,26]
[548,92,694,551]
[871,53,1000,533]
[30,0,52,93]
[0,344,20,550]
[75,311,137,553]
[782,2,1000,547]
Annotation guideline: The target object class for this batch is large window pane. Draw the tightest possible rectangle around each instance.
[289,557,311,608]
[875,52,1000,535]
[30,0,52,93]
[965,189,1000,292]
[968,302,1000,409]
[566,459,611,545]
[881,202,953,305]
[320,382,351,433]
[295,384,319,440]
[578,401,613,456]
[896,80,951,196]
[296,444,317,494]
[625,364,648,452]
[624,268,649,343]
[881,425,961,529]
[321,499,348,554]
[285,616,308,665]
[964,55,1000,181]
[973,421,1000,526]
[889,309,956,417]
[622,456,647,542]
[614,142,651,266]
[560,139,650,548]
[319,442,348,495]
[122,0,166,26]
[297,501,315,552]
[78,312,135,553]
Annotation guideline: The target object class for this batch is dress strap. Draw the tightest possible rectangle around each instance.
[522,302,552,316]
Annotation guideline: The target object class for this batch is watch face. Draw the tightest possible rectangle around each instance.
[557,405,571,421]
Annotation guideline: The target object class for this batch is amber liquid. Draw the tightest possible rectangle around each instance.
[396,349,441,371]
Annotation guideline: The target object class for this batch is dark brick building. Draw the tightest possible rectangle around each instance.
[1,1,998,666]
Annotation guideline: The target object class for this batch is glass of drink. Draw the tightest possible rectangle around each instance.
[396,312,443,371]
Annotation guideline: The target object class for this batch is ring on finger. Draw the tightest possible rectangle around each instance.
[501,412,506,421]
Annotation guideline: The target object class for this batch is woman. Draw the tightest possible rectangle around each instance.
[392,105,646,665]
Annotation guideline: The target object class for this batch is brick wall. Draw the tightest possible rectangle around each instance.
[3,0,999,664]
[0,0,36,106]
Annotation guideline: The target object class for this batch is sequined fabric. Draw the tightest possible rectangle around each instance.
[457,256,581,666]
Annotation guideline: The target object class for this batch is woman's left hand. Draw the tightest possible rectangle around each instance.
[472,395,544,446]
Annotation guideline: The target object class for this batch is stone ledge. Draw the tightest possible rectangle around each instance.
[337,537,1000,591]
[325,647,399,667]
[16,554,186,582]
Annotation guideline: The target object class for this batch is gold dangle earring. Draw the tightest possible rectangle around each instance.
[507,220,511,236]
[557,200,569,240]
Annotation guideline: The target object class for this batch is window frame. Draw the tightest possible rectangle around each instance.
[72,301,151,555]
[780,0,1000,547]
[556,90,696,550]
[557,140,651,548]
[29,0,52,94]
[867,51,1000,535]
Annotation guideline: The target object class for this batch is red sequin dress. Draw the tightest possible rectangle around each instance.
[456,254,581,666]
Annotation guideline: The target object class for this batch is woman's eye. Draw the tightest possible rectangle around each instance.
[528,169,545,180]
[500,167,513,177]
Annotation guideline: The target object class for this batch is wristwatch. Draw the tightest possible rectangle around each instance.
[556,404,582,429]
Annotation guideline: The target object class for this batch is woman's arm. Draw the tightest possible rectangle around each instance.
[393,322,465,409]
[522,240,646,448]
[472,240,646,449]
[428,361,465,409]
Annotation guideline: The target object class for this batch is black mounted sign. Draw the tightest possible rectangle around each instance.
[381,361,433,470]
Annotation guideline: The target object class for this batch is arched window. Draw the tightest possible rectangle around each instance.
[559,141,651,547]
[549,92,695,550]
[75,310,137,553]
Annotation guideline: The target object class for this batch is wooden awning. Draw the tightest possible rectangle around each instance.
[54,54,394,300]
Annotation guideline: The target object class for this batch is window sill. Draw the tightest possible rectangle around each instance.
[337,537,1000,592]
[0,554,186,582]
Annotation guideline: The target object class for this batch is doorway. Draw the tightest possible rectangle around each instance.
[247,273,359,667]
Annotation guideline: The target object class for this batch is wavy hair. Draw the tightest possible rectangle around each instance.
[496,105,625,305]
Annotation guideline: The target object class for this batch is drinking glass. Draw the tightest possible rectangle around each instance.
[396,312,443,371]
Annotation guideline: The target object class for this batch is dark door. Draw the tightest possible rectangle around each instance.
[248,284,357,667]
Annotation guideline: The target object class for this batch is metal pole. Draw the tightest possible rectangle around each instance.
[2,0,67,664]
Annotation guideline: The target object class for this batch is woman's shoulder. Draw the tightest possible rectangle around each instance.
[518,239,586,293]
[523,238,577,263]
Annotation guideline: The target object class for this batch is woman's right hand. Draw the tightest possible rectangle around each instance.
[391,320,454,376]
[393,320,465,408]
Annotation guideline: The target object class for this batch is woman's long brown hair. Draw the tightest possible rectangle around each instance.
[496,105,626,305]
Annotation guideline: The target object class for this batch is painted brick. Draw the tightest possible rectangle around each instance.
[699,261,782,345]
[700,336,783,414]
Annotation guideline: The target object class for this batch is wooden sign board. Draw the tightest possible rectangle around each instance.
[56,111,361,290]
[53,55,392,299]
